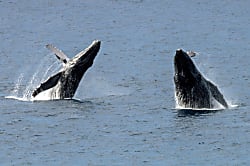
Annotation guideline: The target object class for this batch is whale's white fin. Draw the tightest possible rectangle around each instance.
[46,44,69,64]
[32,71,63,97]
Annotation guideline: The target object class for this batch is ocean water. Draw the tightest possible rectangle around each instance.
[0,0,250,165]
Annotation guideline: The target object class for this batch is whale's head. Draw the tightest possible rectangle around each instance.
[68,40,101,70]
[174,49,213,108]
[174,49,201,88]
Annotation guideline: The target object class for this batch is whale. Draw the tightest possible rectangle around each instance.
[32,40,101,99]
[174,49,228,109]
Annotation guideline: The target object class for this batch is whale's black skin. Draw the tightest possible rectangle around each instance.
[174,49,228,109]
[32,40,101,99]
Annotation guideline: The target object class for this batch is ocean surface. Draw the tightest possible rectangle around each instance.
[0,0,250,165]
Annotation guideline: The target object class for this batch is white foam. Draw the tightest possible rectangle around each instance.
[5,95,30,102]
[175,98,237,110]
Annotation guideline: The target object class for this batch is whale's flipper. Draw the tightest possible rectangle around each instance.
[207,81,228,108]
[46,44,69,64]
[32,72,63,97]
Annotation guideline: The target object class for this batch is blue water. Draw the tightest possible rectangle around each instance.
[0,0,250,165]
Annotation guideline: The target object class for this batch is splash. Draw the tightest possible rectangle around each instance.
[6,53,61,101]
[12,73,24,97]
[226,100,238,109]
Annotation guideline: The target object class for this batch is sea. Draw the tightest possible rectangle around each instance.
[0,0,249,165]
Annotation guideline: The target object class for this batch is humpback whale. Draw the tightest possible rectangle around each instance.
[32,40,101,99]
[174,49,228,109]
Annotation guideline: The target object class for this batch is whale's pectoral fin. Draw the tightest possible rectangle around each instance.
[207,81,228,108]
[32,72,62,97]
[46,44,69,64]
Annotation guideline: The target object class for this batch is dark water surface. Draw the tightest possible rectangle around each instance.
[0,0,250,165]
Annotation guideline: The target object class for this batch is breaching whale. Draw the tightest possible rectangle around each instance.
[174,49,228,109]
[32,40,101,99]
